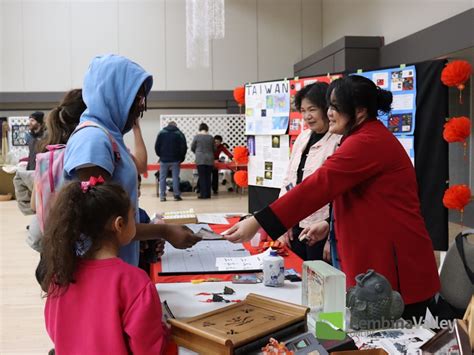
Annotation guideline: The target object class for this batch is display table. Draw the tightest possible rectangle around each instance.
[150,217,303,284]
[156,281,303,355]
[156,281,302,319]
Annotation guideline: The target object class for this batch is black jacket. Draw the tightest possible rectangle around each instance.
[154,125,187,163]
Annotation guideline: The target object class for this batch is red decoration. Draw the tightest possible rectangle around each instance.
[233,86,245,106]
[233,146,249,164]
[443,184,471,212]
[441,60,472,103]
[443,116,471,143]
[234,171,248,188]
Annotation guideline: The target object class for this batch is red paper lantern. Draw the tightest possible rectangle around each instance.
[441,60,472,103]
[443,116,471,143]
[233,86,245,106]
[233,146,249,164]
[234,170,248,188]
[443,184,471,212]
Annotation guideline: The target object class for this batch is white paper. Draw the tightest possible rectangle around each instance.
[196,214,229,225]
[392,94,414,110]
[184,224,212,234]
[215,249,271,271]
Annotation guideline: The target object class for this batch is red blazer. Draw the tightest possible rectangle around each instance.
[263,120,440,305]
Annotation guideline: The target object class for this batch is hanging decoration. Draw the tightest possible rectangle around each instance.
[441,60,472,104]
[186,0,225,68]
[233,86,245,114]
[233,146,249,164]
[443,184,472,222]
[443,116,471,155]
[234,170,248,188]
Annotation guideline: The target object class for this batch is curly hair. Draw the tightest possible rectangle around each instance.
[37,89,86,153]
[40,181,131,295]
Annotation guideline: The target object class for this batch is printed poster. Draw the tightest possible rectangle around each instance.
[289,74,343,136]
[245,80,290,135]
[355,65,417,136]
[247,135,289,188]
[397,136,415,166]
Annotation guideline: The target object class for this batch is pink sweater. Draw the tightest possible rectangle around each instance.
[45,258,169,354]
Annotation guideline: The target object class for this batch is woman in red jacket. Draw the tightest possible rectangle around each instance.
[225,75,440,321]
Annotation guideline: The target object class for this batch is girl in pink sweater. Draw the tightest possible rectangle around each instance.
[40,177,169,354]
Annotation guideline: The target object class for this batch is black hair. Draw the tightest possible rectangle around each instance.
[214,135,223,141]
[294,82,330,112]
[327,75,392,134]
[199,123,209,132]
[40,181,131,295]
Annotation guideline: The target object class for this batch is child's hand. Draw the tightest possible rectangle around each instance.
[166,225,201,249]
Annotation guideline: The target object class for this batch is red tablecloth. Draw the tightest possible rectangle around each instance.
[150,217,303,283]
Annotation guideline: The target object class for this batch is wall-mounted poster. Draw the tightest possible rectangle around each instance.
[7,116,30,164]
[289,74,343,136]
[248,135,290,188]
[355,66,417,136]
[245,80,290,135]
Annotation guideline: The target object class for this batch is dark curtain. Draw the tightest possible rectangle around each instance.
[414,59,449,250]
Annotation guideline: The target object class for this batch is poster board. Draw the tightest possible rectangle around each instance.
[245,80,290,135]
[355,65,417,136]
[7,117,29,163]
[247,135,289,188]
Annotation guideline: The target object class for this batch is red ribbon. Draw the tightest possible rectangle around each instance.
[80,175,105,193]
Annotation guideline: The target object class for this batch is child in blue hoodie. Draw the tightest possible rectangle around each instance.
[64,54,200,266]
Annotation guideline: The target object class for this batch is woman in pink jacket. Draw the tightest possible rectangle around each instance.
[278,82,341,260]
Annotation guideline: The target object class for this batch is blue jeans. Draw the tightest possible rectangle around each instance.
[159,161,181,198]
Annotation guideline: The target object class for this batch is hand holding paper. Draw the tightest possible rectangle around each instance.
[222,216,261,243]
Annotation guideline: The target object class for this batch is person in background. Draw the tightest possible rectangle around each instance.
[64,54,200,267]
[41,180,169,354]
[12,111,47,215]
[277,82,341,261]
[224,75,440,321]
[212,135,233,195]
[191,123,215,199]
[26,111,46,170]
[154,121,187,202]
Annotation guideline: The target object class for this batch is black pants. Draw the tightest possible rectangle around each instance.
[290,226,326,261]
[197,165,213,198]
[211,167,219,193]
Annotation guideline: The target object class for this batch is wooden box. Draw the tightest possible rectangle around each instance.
[162,209,198,225]
[169,293,309,355]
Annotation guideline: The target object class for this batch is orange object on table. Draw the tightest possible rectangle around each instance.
[150,217,303,283]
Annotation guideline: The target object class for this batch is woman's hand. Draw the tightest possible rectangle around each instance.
[223,216,261,243]
[323,239,331,262]
[300,221,329,246]
[277,229,293,248]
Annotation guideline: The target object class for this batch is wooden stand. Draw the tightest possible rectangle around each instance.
[169,293,309,355]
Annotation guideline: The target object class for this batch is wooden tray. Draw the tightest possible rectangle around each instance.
[169,293,309,355]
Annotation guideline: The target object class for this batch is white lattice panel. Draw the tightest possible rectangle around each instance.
[160,114,246,163]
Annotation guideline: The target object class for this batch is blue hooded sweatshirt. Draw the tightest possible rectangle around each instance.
[64,54,153,266]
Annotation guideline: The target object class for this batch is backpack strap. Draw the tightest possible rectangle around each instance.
[455,230,474,284]
[74,121,121,163]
